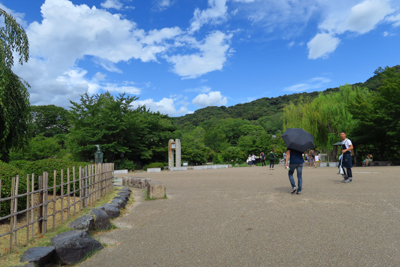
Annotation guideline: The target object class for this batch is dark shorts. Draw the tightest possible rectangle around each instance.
[342,153,352,168]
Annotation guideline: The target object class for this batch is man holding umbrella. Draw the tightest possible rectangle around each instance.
[282,128,315,195]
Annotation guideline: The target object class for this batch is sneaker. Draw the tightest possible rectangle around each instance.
[296,191,301,195]
[344,179,353,183]
[291,187,297,194]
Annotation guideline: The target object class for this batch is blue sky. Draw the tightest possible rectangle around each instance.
[2,0,400,116]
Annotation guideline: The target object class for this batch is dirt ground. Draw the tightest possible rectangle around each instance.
[78,165,400,266]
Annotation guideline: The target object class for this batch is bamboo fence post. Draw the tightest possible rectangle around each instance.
[97,164,100,200]
[38,176,43,234]
[31,174,34,239]
[26,174,30,244]
[88,166,92,205]
[67,168,70,219]
[79,166,82,210]
[43,172,48,234]
[13,175,20,245]
[60,169,64,223]
[53,170,56,230]
[73,166,76,216]
[9,177,15,252]
[0,179,2,217]
[92,165,94,204]
[85,166,88,208]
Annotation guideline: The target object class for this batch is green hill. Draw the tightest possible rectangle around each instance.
[174,65,400,129]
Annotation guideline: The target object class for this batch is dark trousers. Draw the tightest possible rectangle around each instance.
[343,167,353,178]
[261,160,266,166]
[269,160,274,168]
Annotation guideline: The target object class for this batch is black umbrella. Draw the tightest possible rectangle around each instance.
[282,128,314,152]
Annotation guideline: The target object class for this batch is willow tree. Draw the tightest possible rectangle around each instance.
[0,8,30,162]
[282,84,369,160]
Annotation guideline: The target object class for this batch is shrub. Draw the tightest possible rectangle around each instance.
[133,164,142,170]
[10,159,91,195]
[143,162,165,171]
[0,161,28,218]
[115,159,135,171]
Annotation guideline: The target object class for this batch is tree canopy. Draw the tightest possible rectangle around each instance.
[0,8,30,162]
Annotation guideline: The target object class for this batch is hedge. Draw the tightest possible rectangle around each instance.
[0,161,28,218]
[143,162,165,171]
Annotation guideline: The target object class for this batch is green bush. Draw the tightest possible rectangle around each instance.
[0,161,28,218]
[133,164,142,170]
[115,159,135,171]
[9,159,91,195]
[143,162,165,171]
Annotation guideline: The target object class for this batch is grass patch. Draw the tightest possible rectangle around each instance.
[0,187,120,267]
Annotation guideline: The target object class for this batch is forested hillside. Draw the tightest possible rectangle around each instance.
[174,65,400,130]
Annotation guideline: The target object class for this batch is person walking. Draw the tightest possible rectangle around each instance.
[309,149,317,168]
[247,155,252,167]
[260,152,266,167]
[251,153,256,167]
[340,131,354,183]
[285,148,304,194]
[268,149,276,170]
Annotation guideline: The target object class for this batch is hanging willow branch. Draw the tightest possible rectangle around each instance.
[0,8,30,162]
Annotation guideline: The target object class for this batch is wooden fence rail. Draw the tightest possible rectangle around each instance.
[0,163,114,252]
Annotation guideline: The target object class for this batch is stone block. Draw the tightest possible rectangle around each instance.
[51,230,103,265]
[114,170,128,174]
[20,246,56,266]
[100,203,120,219]
[170,167,188,172]
[122,177,151,189]
[111,199,127,209]
[329,162,338,167]
[67,215,94,233]
[87,208,111,231]
[147,168,161,173]
[147,181,166,199]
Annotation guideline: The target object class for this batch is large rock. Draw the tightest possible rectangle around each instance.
[100,203,120,219]
[111,199,127,209]
[114,195,129,202]
[87,208,111,230]
[51,230,103,265]
[119,186,132,192]
[20,246,56,266]
[117,191,131,198]
[67,215,94,233]
[122,177,151,189]
[147,181,166,199]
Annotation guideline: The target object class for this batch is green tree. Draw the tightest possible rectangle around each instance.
[0,9,30,162]
[10,134,62,161]
[180,127,211,164]
[30,105,70,137]
[204,127,229,152]
[283,85,369,160]
[349,66,400,160]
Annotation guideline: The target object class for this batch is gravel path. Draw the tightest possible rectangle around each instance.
[79,166,400,267]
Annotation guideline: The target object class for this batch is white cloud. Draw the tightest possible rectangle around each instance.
[232,0,255,2]
[382,31,396,36]
[189,0,228,33]
[184,86,212,93]
[101,0,124,10]
[132,98,188,116]
[288,41,295,48]
[192,91,227,107]
[307,33,341,59]
[9,0,187,107]
[157,0,174,10]
[0,3,27,27]
[167,31,233,79]
[387,13,400,27]
[284,77,331,92]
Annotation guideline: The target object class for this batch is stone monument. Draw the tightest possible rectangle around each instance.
[94,145,103,164]
[168,139,181,169]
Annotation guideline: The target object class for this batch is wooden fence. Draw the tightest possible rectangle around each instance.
[0,163,114,252]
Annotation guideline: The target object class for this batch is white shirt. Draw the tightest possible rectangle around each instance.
[283,153,286,159]
[315,156,319,161]
[341,138,353,151]
[251,155,256,160]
